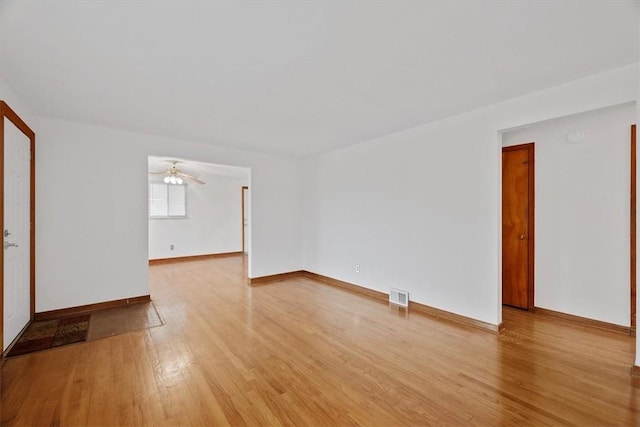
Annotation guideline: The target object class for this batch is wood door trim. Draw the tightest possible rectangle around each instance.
[631,124,636,336]
[241,186,248,253]
[0,101,36,354]
[502,142,535,309]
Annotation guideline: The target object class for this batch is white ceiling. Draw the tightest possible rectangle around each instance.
[1,1,637,157]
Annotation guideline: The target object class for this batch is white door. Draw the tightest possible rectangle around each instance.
[3,117,31,351]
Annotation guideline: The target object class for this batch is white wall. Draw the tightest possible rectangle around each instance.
[148,170,248,260]
[303,64,637,326]
[35,117,302,312]
[503,103,634,326]
[1,78,34,129]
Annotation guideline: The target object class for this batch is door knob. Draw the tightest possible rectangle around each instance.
[519,234,526,240]
[4,241,18,249]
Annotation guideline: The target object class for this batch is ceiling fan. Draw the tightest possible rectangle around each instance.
[148,161,205,185]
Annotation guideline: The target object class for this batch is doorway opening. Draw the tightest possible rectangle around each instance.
[147,156,251,276]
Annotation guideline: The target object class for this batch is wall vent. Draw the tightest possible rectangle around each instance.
[389,288,409,307]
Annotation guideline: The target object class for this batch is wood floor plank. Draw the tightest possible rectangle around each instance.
[2,255,639,425]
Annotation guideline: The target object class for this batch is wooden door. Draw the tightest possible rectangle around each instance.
[0,102,36,352]
[502,143,534,309]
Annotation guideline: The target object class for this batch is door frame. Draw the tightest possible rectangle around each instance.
[502,142,535,310]
[0,101,36,353]
[631,125,636,336]
[241,186,248,254]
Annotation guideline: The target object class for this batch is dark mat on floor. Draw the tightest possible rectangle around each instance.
[6,314,90,357]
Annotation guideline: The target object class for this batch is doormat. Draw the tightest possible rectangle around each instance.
[6,314,90,357]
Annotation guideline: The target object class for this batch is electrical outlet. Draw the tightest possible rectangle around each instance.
[355,264,360,273]
[170,244,174,250]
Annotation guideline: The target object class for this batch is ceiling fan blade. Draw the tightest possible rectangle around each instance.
[179,172,205,185]
[148,171,166,175]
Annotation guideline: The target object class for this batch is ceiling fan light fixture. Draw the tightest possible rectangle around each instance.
[150,160,204,185]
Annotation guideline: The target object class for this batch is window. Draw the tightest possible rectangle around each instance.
[149,182,187,218]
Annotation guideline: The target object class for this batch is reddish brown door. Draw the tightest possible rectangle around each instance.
[502,144,534,309]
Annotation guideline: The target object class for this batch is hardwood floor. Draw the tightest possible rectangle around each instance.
[2,255,639,425]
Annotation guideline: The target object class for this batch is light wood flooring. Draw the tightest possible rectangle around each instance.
[87,302,164,341]
[1,255,639,425]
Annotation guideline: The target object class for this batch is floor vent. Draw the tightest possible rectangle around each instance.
[389,288,409,307]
